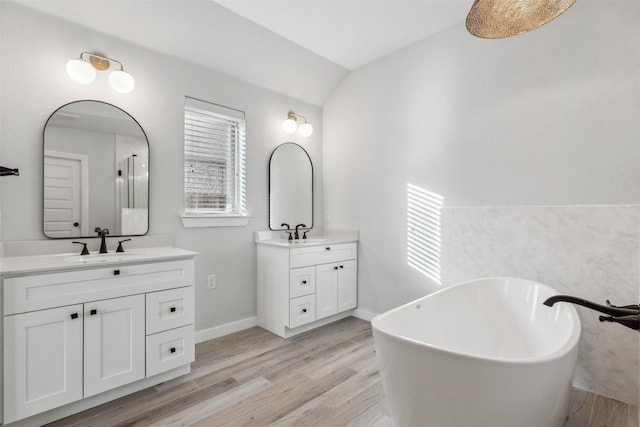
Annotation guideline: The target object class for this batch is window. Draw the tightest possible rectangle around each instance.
[182,97,248,227]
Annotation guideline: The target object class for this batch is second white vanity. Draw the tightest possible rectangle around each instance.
[0,246,197,426]
[256,231,358,338]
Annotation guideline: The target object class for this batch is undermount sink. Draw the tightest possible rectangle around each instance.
[64,252,142,263]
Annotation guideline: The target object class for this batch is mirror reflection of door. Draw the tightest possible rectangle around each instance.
[43,151,89,237]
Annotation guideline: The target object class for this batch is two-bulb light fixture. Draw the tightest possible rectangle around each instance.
[466,0,576,39]
[66,52,135,93]
[282,112,313,137]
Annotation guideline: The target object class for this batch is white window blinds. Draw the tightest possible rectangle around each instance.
[184,97,246,215]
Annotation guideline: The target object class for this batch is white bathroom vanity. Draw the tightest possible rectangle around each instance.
[256,230,358,338]
[0,246,197,426]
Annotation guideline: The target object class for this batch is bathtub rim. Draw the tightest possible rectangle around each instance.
[371,276,581,365]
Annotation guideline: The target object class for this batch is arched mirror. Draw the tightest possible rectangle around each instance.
[43,100,149,238]
[269,142,313,230]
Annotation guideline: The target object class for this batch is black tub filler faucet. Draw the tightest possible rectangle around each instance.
[544,295,640,331]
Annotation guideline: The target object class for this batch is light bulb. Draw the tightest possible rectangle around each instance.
[66,58,96,84]
[298,122,313,137]
[109,70,135,93]
[282,118,297,134]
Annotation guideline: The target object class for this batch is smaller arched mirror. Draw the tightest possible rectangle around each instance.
[269,143,313,230]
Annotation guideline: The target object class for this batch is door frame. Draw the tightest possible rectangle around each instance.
[44,150,89,236]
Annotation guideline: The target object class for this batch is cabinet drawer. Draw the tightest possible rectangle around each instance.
[146,287,194,334]
[146,325,195,377]
[4,259,195,315]
[289,295,316,328]
[289,267,315,298]
[290,243,357,268]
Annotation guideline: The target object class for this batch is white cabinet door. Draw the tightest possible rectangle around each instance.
[3,304,84,424]
[316,263,338,320]
[84,295,145,397]
[337,260,357,312]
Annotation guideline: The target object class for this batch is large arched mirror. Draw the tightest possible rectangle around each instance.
[43,100,149,238]
[269,142,313,230]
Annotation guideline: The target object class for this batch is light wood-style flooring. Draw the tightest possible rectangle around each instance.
[45,317,638,427]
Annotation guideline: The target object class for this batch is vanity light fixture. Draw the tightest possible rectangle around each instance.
[66,52,135,93]
[466,0,575,39]
[282,112,313,137]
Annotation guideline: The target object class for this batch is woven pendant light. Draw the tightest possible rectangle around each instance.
[466,0,576,39]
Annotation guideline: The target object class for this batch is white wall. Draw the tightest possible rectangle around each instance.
[0,3,324,332]
[323,2,640,403]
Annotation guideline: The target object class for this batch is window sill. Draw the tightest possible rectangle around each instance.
[180,214,251,228]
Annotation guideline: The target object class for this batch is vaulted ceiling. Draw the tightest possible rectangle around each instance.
[17,0,473,105]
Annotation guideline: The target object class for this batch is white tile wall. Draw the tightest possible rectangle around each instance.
[440,205,639,404]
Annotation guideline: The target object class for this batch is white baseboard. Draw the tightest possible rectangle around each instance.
[195,316,258,343]
[195,310,376,345]
[352,308,377,322]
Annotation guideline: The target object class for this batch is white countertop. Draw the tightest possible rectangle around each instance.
[254,229,358,248]
[0,246,198,276]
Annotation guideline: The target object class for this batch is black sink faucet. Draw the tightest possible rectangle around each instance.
[294,224,306,240]
[94,227,109,254]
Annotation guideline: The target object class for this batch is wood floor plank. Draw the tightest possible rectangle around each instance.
[564,387,595,427]
[263,331,371,384]
[112,377,240,427]
[45,381,200,427]
[214,368,357,427]
[193,341,304,388]
[146,376,272,427]
[319,369,381,409]
[589,394,636,427]
[44,387,159,427]
[309,380,386,427]
[628,404,639,427]
[343,404,394,427]
[189,373,312,427]
[269,398,332,426]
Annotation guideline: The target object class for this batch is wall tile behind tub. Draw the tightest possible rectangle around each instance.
[440,205,640,404]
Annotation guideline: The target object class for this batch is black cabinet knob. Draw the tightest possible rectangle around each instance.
[114,269,120,276]
[70,313,79,319]
[301,280,307,285]
[325,247,331,251]
[170,307,176,313]
[334,266,338,270]
[170,347,176,353]
[90,309,97,315]
[339,265,344,269]
[73,222,79,227]
[302,308,307,313]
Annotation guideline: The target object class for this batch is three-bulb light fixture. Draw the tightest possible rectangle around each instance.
[66,52,135,93]
[282,112,313,137]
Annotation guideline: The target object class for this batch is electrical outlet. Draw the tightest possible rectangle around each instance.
[207,274,217,289]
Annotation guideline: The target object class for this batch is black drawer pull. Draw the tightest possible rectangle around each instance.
[302,308,307,313]
[334,266,338,270]
[325,247,331,251]
[170,347,176,353]
[301,280,307,285]
[90,309,97,316]
[170,307,176,313]
[114,269,120,276]
[70,312,79,320]
[339,265,344,269]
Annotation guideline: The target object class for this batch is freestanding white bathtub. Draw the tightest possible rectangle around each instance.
[372,277,581,427]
